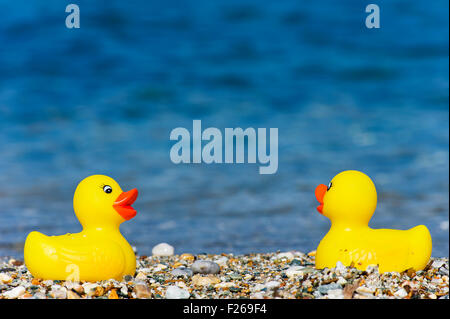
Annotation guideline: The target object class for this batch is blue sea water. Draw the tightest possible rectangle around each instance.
[0,0,448,258]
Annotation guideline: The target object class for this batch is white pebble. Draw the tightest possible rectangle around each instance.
[337,277,347,285]
[432,260,446,269]
[276,252,295,260]
[42,280,53,286]
[50,287,67,299]
[335,261,346,273]
[3,286,26,299]
[215,256,228,267]
[251,292,265,299]
[366,264,379,274]
[171,267,194,278]
[0,273,12,284]
[285,266,304,278]
[135,272,147,281]
[251,283,266,292]
[82,283,99,296]
[265,281,280,290]
[165,286,190,299]
[327,289,344,299]
[394,288,408,298]
[152,243,174,256]
[120,283,128,296]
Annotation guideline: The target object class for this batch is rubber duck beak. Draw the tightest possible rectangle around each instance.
[113,189,138,220]
[315,184,327,214]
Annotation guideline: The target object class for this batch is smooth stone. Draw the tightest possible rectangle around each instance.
[250,283,266,292]
[32,292,47,299]
[179,253,195,262]
[135,272,147,281]
[3,286,25,299]
[318,282,341,294]
[67,290,81,299]
[432,260,446,269]
[336,277,347,285]
[191,260,220,274]
[285,266,305,278]
[355,286,375,296]
[165,285,190,299]
[42,280,53,286]
[134,284,152,299]
[365,265,379,274]
[394,288,408,298]
[265,281,280,290]
[152,243,174,256]
[215,256,228,267]
[276,252,295,260]
[171,267,194,278]
[327,289,344,299]
[289,259,302,266]
[0,273,12,284]
[191,274,220,286]
[50,287,67,299]
[334,261,346,273]
[82,283,99,296]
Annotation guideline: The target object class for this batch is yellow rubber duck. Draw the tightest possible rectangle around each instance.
[24,175,138,281]
[314,170,432,273]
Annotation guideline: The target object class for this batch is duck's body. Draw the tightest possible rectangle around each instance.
[314,170,432,273]
[24,228,136,281]
[316,225,431,273]
[24,175,139,281]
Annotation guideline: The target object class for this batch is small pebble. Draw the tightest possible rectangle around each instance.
[191,260,220,274]
[285,266,304,278]
[50,287,67,299]
[0,273,12,284]
[135,272,147,281]
[152,243,174,256]
[3,286,25,299]
[215,256,228,267]
[165,286,190,299]
[394,288,408,298]
[192,274,221,286]
[180,253,195,262]
[318,283,341,294]
[67,290,81,299]
[276,252,295,261]
[265,281,280,290]
[327,289,344,299]
[0,253,446,299]
[82,283,99,297]
[134,284,152,299]
[171,267,194,278]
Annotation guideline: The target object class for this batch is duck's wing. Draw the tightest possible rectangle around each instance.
[25,231,126,281]
[58,241,126,281]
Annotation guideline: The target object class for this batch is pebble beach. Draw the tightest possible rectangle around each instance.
[0,246,448,300]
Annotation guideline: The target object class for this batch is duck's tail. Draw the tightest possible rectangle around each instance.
[407,225,432,271]
[24,231,59,280]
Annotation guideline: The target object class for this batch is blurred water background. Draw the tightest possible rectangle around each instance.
[0,0,448,258]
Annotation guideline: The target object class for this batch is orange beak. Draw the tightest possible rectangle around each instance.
[113,189,138,220]
[315,184,327,214]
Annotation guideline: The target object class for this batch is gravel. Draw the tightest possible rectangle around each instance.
[0,252,448,299]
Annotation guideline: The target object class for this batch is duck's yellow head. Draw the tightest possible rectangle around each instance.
[315,170,377,226]
[73,175,138,228]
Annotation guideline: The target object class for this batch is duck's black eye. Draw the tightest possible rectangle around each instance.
[327,182,332,191]
[103,185,113,194]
